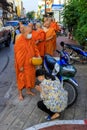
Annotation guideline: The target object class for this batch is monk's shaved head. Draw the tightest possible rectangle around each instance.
[24,26,32,33]
[36,22,42,29]
[44,20,50,28]
[28,23,33,29]
[20,24,25,33]
[44,17,48,22]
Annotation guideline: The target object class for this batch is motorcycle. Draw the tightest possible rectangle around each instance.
[61,41,87,64]
[44,49,78,107]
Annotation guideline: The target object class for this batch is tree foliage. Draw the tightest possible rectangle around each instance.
[63,0,87,46]
[26,11,35,20]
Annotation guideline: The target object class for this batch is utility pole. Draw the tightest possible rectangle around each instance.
[45,0,46,16]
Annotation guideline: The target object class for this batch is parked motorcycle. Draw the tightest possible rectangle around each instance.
[44,50,78,107]
[60,41,87,64]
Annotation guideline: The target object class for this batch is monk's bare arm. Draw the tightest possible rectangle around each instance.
[46,36,54,41]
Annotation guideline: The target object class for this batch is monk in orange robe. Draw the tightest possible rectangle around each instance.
[14,26,40,100]
[28,22,46,57]
[43,20,56,56]
[35,23,46,58]
[49,18,57,51]
[28,23,37,40]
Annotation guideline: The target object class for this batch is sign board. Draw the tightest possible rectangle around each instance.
[52,4,64,10]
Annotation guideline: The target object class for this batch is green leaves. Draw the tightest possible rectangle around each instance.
[26,11,35,20]
[63,0,87,46]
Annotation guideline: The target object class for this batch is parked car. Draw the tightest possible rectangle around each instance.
[5,20,19,29]
[0,20,12,47]
[5,20,20,44]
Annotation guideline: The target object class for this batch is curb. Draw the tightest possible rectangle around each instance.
[25,120,87,130]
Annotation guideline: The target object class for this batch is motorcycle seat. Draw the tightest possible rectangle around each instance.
[83,51,87,57]
[44,54,57,73]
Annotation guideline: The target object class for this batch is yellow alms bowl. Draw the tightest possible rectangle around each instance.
[32,57,42,66]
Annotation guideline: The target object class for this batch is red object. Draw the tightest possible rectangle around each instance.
[84,120,87,124]
[40,124,87,130]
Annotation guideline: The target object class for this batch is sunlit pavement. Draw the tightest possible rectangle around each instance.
[0,37,87,130]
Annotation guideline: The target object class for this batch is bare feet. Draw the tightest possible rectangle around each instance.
[26,91,35,96]
[18,90,24,101]
[51,113,60,120]
[18,95,24,101]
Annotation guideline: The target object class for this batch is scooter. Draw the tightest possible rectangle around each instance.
[61,41,87,64]
[44,49,78,107]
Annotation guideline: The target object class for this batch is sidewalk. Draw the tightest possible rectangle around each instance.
[56,36,77,50]
[0,36,87,130]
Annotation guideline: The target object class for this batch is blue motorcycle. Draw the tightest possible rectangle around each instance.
[44,49,78,107]
[61,41,87,64]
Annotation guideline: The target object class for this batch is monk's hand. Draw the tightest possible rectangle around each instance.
[35,40,40,45]
[29,58,32,64]
[35,85,42,92]
[38,55,41,58]
[19,67,24,72]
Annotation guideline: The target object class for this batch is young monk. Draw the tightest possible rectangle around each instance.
[43,20,56,56]
[14,25,40,100]
[49,18,58,32]
[48,17,58,51]
[35,22,46,58]
[28,23,38,41]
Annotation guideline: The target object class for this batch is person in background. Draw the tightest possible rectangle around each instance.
[35,69,68,121]
[14,26,40,100]
[68,26,73,40]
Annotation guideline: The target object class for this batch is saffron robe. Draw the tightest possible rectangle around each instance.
[14,34,40,90]
[50,22,57,51]
[32,30,38,41]
[35,29,46,57]
[44,27,56,56]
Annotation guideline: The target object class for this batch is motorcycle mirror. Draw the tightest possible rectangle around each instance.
[60,41,65,47]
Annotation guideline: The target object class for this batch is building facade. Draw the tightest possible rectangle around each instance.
[52,0,68,22]
[0,0,13,23]
[38,0,53,18]
[38,0,68,21]
[21,1,26,18]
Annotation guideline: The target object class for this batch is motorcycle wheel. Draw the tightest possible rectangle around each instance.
[63,80,78,108]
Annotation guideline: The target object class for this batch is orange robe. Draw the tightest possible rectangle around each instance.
[14,34,40,90]
[50,22,57,51]
[45,28,56,56]
[50,21,57,32]
[32,30,38,41]
[35,29,46,57]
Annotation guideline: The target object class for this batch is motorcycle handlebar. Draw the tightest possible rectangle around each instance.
[56,50,65,58]
[56,50,60,54]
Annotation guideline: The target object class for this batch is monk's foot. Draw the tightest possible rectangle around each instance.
[26,91,35,96]
[51,113,60,120]
[18,95,24,101]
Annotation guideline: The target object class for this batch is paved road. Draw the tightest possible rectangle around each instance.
[0,43,16,113]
